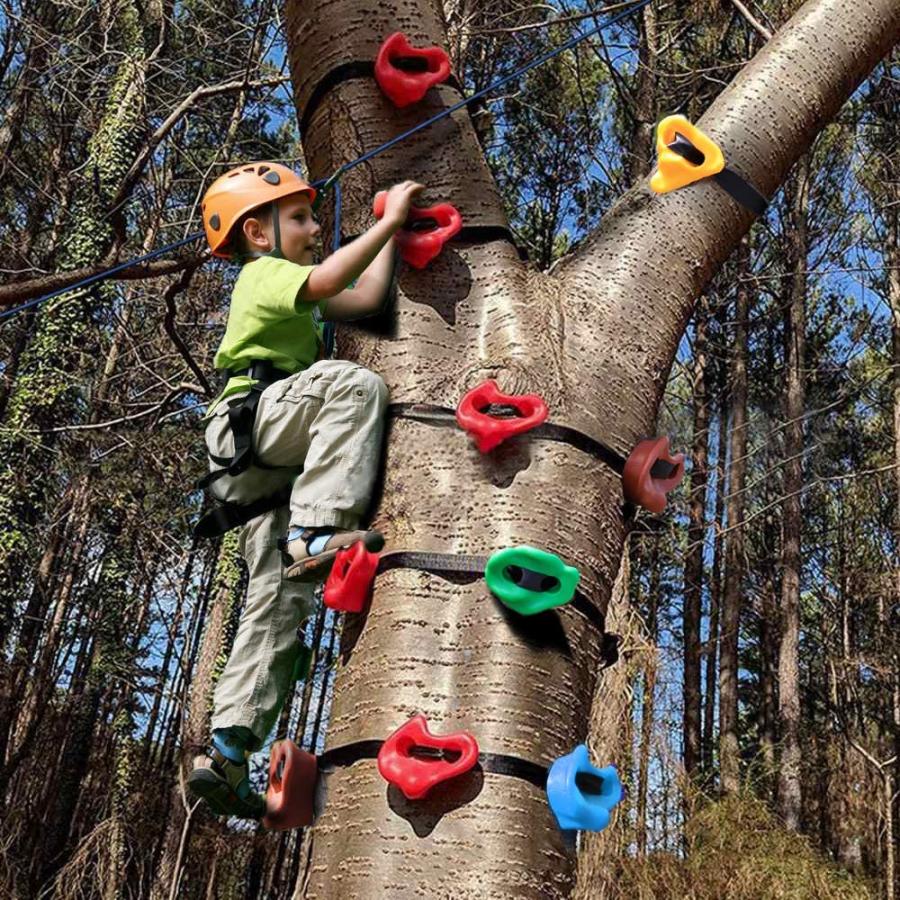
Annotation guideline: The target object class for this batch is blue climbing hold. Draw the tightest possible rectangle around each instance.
[545,744,622,832]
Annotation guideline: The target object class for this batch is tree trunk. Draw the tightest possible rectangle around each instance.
[759,259,782,793]
[0,0,148,662]
[574,549,639,900]
[703,386,727,774]
[759,501,779,787]
[683,295,710,777]
[720,236,751,795]
[284,0,900,893]
[777,153,810,831]
[637,532,660,857]
[150,531,244,900]
[884,55,900,900]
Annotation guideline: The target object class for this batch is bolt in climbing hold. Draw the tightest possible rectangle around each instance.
[324,540,380,613]
[650,114,725,194]
[621,436,685,514]
[373,191,462,268]
[455,380,549,453]
[485,545,580,615]
[375,32,452,107]
[377,714,480,800]
[545,745,622,833]
[263,739,319,830]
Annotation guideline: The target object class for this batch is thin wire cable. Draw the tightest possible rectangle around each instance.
[0,0,650,325]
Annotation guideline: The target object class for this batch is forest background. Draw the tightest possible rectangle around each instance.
[0,0,897,898]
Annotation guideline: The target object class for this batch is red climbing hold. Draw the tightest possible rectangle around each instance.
[377,714,479,800]
[455,379,549,453]
[373,191,462,268]
[324,540,379,613]
[263,739,318,830]
[375,32,451,107]
[621,436,686,514]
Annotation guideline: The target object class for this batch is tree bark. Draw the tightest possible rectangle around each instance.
[284,0,900,893]
[777,153,810,831]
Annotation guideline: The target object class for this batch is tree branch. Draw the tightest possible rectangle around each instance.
[0,250,207,308]
[161,260,212,397]
[553,0,900,448]
[110,74,290,211]
[729,0,773,41]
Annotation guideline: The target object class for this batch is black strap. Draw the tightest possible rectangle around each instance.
[478,752,549,789]
[198,362,295,491]
[712,167,768,216]
[339,224,521,258]
[223,359,293,382]
[317,740,385,771]
[387,403,627,467]
[668,134,704,166]
[385,403,678,480]
[667,133,768,215]
[387,403,625,475]
[376,549,609,638]
[301,60,464,136]
[193,484,293,539]
[317,739,551,789]
[378,549,488,578]
[386,402,626,465]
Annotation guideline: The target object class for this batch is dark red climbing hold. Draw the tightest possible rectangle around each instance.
[377,713,479,800]
[324,540,379,613]
[455,379,549,453]
[375,32,451,107]
[621,436,686,513]
[263,739,318,830]
[373,191,462,268]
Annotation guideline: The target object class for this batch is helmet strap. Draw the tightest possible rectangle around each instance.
[267,199,285,259]
[230,199,285,264]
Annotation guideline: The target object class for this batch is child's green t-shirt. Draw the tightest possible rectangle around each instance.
[204,256,328,419]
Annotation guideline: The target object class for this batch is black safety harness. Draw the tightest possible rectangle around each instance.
[194,359,298,539]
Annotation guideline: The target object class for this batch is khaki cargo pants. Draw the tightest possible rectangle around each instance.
[203,359,389,747]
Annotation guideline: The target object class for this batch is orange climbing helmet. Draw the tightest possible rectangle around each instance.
[201,162,317,259]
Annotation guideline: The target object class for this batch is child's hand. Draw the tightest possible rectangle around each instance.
[382,181,425,229]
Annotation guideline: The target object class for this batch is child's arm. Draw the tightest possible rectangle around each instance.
[321,240,397,321]
[298,181,422,304]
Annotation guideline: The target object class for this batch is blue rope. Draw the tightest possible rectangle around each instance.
[0,233,204,322]
[313,0,649,194]
[0,0,649,326]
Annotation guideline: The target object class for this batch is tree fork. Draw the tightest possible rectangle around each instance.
[285,0,900,895]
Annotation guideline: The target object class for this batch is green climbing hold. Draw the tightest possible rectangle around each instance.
[484,546,580,615]
[292,645,314,682]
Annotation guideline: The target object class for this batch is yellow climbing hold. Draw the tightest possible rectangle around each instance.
[650,115,726,194]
